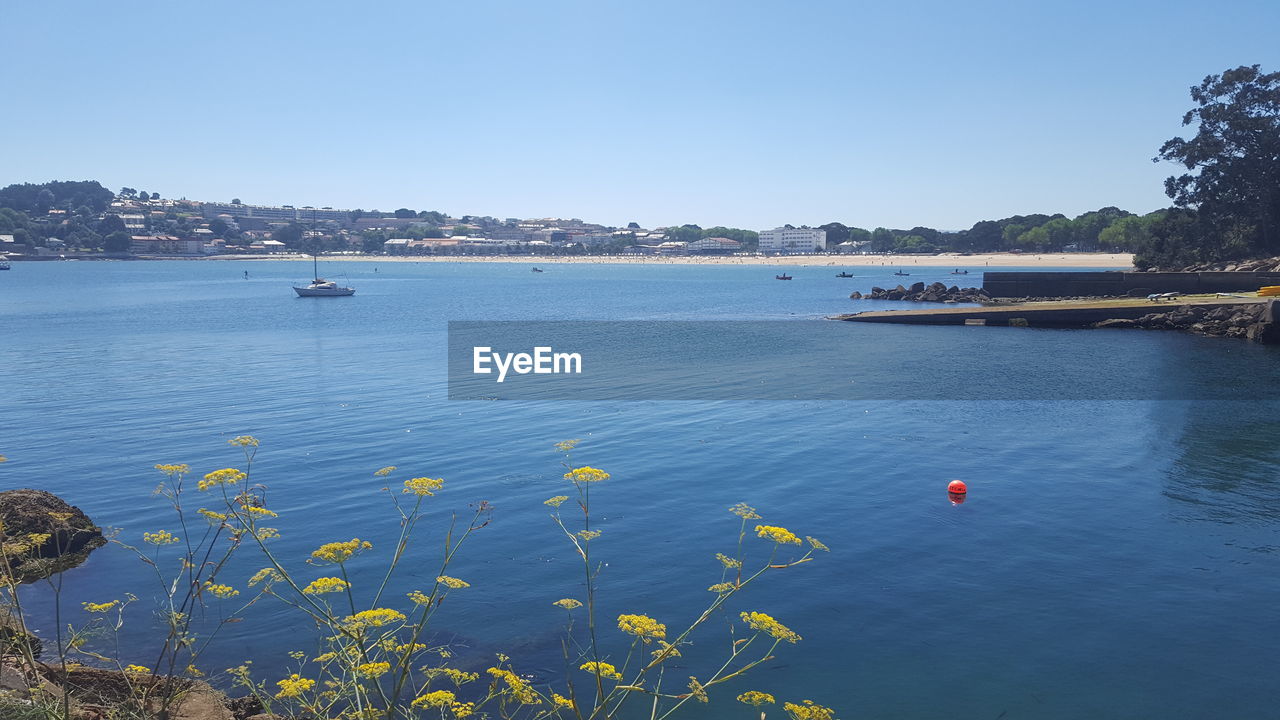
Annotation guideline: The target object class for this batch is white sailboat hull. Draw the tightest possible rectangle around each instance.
[293,285,355,297]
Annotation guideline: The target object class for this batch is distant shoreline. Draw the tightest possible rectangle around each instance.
[202,252,1134,269]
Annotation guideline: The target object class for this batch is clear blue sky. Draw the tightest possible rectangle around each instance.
[3,0,1277,230]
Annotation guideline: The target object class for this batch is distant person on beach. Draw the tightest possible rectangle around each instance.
[244,270,248,279]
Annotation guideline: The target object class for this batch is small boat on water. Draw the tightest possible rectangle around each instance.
[775,274,792,280]
[950,269,969,275]
[293,254,354,297]
[531,267,544,273]
[894,270,910,276]
[836,271,854,278]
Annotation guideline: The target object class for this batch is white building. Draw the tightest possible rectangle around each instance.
[687,237,743,254]
[758,227,826,253]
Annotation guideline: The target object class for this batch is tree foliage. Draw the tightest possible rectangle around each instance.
[1144,64,1280,266]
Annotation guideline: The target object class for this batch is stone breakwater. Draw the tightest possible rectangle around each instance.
[1093,302,1280,342]
[851,281,991,303]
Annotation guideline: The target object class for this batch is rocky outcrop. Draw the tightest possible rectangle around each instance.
[1,660,259,720]
[1090,302,1278,341]
[851,282,990,303]
[0,612,42,660]
[0,489,106,582]
[1146,254,1280,271]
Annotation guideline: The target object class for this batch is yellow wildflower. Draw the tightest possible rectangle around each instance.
[687,676,709,703]
[426,667,479,685]
[783,700,836,720]
[651,641,681,661]
[25,533,51,546]
[254,527,280,540]
[755,524,801,545]
[47,512,73,522]
[302,577,350,595]
[807,536,830,552]
[544,495,569,507]
[579,661,622,681]
[357,662,391,678]
[243,506,277,518]
[83,600,119,613]
[554,439,580,452]
[154,463,190,475]
[437,575,469,589]
[741,611,801,643]
[186,664,205,677]
[577,529,601,541]
[486,667,539,704]
[198,468,246,491]
[411,690,456,708]
[228,435,260,447]
[345,608,406,628]
[564,466,609,483]
[203,582,240,599]
[708,582,738,593]
[374,465,397,477]
[730,502,762,520]
[313,652,336,663]
[275,674,314,698]
[552,693,573,708]
[248,567,283,586]
[553,598,583,610]
[407,590,432,605]
[197,509,228,523]
[715,552,742,569]
[738,690,775,706]
[143,530,180,546]
[124,665,150,675]
[617,614,666,642]
[310,538,372,564]
[403,477,445,496]
[451,702,476,717]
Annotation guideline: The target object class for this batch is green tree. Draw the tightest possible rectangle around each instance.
[34,189,54,214]
[98,214,126,236]
[104,231,132,252]
[1098,215,1155,251]
[663,224,703,244]
[870,227,895,252]
[819,222,850,245]
[272,222,304,247]
[1153,64,1280,262]
[394,208,416,219]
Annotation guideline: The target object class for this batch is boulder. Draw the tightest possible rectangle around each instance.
[1094,318,1138,329]
[0,490,106,583]
[909,281,925,293]
[848,291,862,299]
[1,612,42,659]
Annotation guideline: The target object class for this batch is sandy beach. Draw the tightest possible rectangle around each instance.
[218,252,1134,268]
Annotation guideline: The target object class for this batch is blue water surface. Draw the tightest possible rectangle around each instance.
[2,260,1279,719]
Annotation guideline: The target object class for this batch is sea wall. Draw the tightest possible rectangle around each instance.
[983,271,1280,298]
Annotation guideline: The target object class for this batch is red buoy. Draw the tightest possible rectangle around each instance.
[947,480,967,495]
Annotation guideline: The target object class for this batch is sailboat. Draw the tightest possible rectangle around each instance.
[293,253,354,297]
